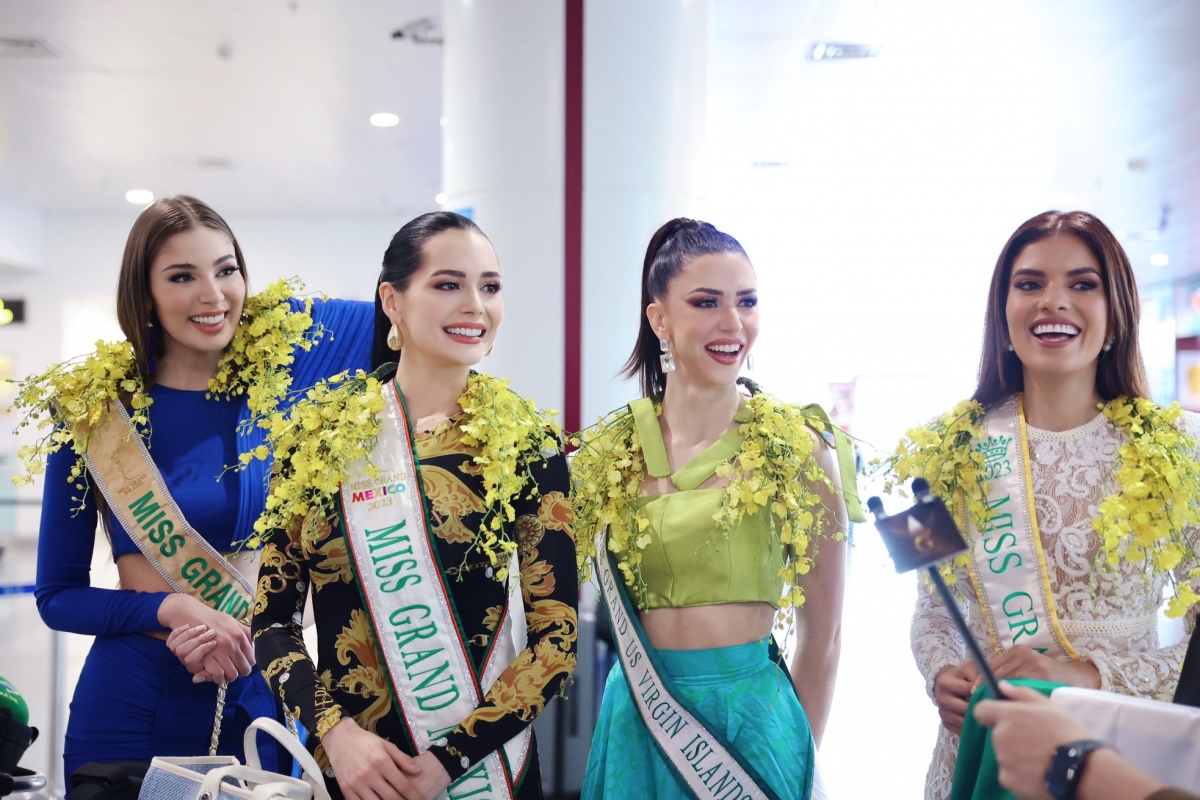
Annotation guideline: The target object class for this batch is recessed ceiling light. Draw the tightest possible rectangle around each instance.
[435,192,448,205]
[126,189,154,205]
[1150,253,1169,267]
[370,113,400,128]
[808,42,881,61]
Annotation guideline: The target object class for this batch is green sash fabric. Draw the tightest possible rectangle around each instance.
[951,679,1066,800]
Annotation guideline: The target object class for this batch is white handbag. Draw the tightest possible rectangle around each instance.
[138,718,331,800]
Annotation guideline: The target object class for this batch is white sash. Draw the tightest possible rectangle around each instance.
[83,401,254,621]
[964,396,1077,660]
[593,528,802,800]
[340,380,531,799]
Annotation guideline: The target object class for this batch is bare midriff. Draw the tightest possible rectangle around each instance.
[116,549,261,639]
[639,601,775,651]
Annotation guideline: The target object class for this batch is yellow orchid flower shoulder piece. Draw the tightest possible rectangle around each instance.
[9,277,321,513]
[871,399,989,586]
[874,395,1200,618]
[571,389,849,618]
[256,367,562,582]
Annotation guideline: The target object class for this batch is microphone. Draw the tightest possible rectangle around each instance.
[866,496,886,521]
[868,484,1007,701]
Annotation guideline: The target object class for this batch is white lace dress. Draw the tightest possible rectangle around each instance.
[909,398,1200,800]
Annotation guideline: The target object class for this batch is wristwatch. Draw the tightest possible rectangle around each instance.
[1044,739,1106,799]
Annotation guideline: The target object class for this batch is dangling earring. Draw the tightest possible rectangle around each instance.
[1103,336,1114,352]
[746,353,754,371]
[485,344,494,357]
[146,318,157,374]
[387,324,403,351]
[659,338,675,373]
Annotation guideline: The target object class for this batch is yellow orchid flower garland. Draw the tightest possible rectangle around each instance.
[876,399,989,585]
[879,395,1200,617]
[572,391,840,617]
[9,278,322,507]
[255,367,562,581]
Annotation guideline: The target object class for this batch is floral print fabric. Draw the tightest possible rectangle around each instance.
[253,414,578,793]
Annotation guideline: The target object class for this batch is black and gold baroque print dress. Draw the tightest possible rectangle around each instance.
[252,414,578,798]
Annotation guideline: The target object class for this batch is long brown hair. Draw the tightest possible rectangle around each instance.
[115,196,248,383]
[972,210,1149,407]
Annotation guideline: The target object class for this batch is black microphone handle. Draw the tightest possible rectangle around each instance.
[926,566,1007,701]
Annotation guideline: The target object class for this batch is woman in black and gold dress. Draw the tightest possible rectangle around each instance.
[252,211,577,800]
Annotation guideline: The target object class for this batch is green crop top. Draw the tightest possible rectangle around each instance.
[630,397,786,610]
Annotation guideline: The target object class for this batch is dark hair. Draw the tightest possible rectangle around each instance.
[371,211,486,369]
[622,218,749,397]
[973,210,1149,407]
[116,195,248,383]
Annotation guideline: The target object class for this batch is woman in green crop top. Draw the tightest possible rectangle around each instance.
[572,218,862,800]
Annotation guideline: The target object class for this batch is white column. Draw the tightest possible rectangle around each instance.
[442,0,565,411]
[582,0,709,420]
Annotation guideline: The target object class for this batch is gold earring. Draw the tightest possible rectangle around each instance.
[485,344,493,357]
[387,324,403,351]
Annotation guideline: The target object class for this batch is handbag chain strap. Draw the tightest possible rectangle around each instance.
[209,682,228,756]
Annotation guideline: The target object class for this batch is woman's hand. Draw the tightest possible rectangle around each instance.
[933,660,980,735]
[157,594,254,684]
[165,624,219,680]
[322,718,423,800]
[409,751,452,799]
[988,645,1101,689]
[973,683,1096,800]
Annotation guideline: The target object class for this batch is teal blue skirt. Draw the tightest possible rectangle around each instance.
[582,639,814,799]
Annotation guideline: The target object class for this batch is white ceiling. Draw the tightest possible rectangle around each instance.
[1,0,1198,283]
[708,0,1200,284]
[0,0,442,216]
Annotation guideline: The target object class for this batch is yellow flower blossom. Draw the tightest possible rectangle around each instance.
[571,391,845,620]
[257,369,561,579]
[874,395,1200,618]
[7,278,320,520]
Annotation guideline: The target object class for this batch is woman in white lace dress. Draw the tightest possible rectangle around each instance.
[899,210,1200,799]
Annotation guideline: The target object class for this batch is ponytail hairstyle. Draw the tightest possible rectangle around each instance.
[972,210,1149,407]
[621,218,749,397]
[116,195,248,383]
[371,211,486,370]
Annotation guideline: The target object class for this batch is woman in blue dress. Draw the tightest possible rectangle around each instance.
[24,196,374,776]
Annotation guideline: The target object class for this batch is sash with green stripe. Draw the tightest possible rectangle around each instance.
[963,395,1077,661]
[600,395,862,799]
[82,401,253,622]
[593,531,812,800]
[340,378,530,799]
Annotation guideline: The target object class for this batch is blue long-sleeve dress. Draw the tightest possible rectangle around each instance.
[34,298,373,777]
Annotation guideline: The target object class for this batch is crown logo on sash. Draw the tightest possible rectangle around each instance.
[973,434,1011,463]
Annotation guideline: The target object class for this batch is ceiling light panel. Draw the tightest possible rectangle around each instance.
[808,42,881,61]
